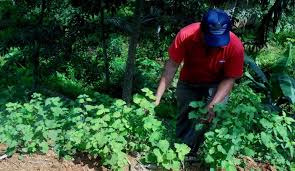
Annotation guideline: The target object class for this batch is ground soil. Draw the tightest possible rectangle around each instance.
[0,144,277,171]
[0,150,106,171]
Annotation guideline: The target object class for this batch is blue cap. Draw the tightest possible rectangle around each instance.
[201,9,231,47]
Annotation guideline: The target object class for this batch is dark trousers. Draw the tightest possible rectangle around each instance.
[175,81,219,152]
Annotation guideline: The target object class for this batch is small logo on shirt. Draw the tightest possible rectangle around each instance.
[219,60,226,63]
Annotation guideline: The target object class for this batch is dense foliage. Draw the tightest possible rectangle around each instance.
[189,83,295,170]
[0,0,294,170]
[0,89,190,170]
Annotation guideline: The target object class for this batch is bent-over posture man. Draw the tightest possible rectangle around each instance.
[155,9,244,153]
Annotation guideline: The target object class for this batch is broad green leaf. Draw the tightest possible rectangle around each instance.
[45,120,57,129]
[113,111,121,118]
[166,149,176,160]
[133,94,143,104]
[246,133,255,141]
[114,100,126,107]
[209,147,215,154]
[153,148,163,163]
[102,115,111,121]
[78,99,85,104]
[39,142,49,154]
[149,132,161,143]
[158,140,169,153]
[244,55,268,83]
[171,161,181,171]
[286,142,294,158]
[162,161,172,170]
[276,125,288,141]
[244,71,266,89]
[261,132,272,148]
[85,97,92,102]
[85,105,95,111]
[141,88,156,100]
[174,143,190,161]
[47,130,60,142]
[277,74,295,103]
[244,147,255,157]
[50,107,64,116]
[73,107,83,114]
[284,116,295,124]
[217,145,226,154]
[260,118,273,129]
[188,111,198,119]
[205,154,214,163]
[189,101,204,108]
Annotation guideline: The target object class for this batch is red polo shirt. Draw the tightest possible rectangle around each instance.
[168,22,244,84]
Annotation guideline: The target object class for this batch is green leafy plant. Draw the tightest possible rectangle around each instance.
[0,88,190,171]
[189,83,294,170]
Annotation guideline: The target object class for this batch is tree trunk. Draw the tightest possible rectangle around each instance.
[255,0,287,48]
[122,0,144,104]
[101,2,110,86]
[32,42,40,90]
[32,0,46,90]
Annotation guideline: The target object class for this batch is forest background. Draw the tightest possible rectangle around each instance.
[0,0,295,170]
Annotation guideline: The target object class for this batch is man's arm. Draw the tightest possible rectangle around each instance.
[206,78,235,110]
[155,59,180,106]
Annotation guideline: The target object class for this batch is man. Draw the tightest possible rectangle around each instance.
[155,9,244,153]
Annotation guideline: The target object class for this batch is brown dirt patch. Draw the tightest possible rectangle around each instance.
[236,156,277,171]
[0,144,7,155]
[0,150,108,171]
[0,143,275,171]
[0,148,150,171]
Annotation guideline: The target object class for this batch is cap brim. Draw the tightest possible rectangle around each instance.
[204,32,230,47]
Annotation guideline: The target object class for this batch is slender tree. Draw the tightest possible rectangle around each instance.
[100,1,110,86]
[122,0,144,104]
[32,0,47,90]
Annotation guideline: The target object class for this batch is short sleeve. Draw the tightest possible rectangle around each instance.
[224,42,244,78]
[168,31,186,64]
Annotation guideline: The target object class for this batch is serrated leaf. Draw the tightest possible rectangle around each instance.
[162,161,172,170]
[153,148,163,163]
[166,149,176,160]
[114,100,126,107]
[40,142,49,154]
[113,111,121,118]
[149,132,161,144]
[174,143,190,161]
[51,107,64,116]
[171,160,181,170]
[244,147,255,157]
[133,94,143,104]
[158,140,169,153]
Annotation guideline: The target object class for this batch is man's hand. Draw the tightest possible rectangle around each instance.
[200,107,215,124]
[154,99,160,106]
